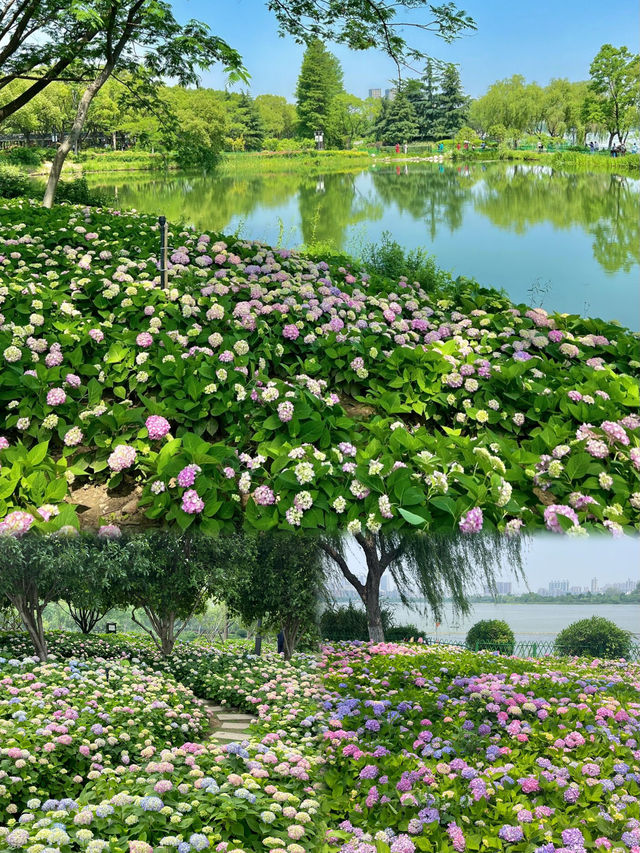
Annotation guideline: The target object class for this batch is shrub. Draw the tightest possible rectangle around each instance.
[1,146,47,167]
[385,624,427,642]
[361,231,450,293]
[466,619,515,654]
[555,616,632,659]
[0,164,32,198]
[54,177,109,206]
[320,601,393,641]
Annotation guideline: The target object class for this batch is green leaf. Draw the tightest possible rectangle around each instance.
[398,507,427,526]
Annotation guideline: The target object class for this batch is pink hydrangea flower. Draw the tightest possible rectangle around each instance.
[136,332,153,348]
[0,510,35,537]
[459,507,483,533]
[46,387,66,406]
[108,444,137,472]
[145,415,171,440]
[282,324,300,340]
[182,489,204,514]
[544,504,579,533]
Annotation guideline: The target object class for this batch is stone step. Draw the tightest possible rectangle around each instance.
[216,713,255,722]
[204,705,225,713]
[210,731,250,742]
[219,721,253,730]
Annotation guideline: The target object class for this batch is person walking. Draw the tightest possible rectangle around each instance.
[395,142,400,154]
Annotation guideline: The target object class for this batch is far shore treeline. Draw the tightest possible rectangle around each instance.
[1,40,637,170]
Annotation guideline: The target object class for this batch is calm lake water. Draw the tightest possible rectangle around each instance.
[97,160,640,327]
[389,602,640,643]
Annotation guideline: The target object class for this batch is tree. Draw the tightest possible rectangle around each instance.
[320,532,523,642]
[58,534,134,633]
[121,531,244,656]
[588,44,640,146]
[224,533,324,659]
[232,92,266,151]
[295,38,344,139]
[1,0,475,129]
[255,94,297,138]
[326,92,376,147]
[433,63,468,138]
[40,4,244,207]
[469,75,543,145]
[0,533,73,660]
[375,88,419,145]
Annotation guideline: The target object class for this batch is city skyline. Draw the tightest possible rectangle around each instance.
[173,0,637,101]
[329,535,640,595]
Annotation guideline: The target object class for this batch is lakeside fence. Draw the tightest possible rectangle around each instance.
[321,633,640,661]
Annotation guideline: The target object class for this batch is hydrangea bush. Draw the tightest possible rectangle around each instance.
[1,631,639,852]
[1,199,638,536]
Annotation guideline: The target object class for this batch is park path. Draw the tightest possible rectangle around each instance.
[200,699,257,743]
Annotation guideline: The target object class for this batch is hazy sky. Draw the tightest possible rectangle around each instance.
[341,535,640,593]
[172,0,637,100]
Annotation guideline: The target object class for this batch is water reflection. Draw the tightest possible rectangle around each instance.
[94,161,639,322]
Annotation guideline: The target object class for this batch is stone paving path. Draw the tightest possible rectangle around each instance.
[200,701,257,743]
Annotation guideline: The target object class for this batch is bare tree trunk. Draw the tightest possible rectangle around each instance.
[112,131,117,151]
[282,616,300,661]
[11,597,48,661]
[43,64,114,208]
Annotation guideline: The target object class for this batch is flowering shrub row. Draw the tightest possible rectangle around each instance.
[0,634,326,852]
[320,641,640,853]
[0,199,638,536]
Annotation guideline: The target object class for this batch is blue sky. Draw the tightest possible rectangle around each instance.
[173,0,638,100]
[344,535,640,592]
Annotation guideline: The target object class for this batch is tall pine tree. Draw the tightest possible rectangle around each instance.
[375,89,419,145]
[434,63,468,138]
[295,38,344,139]
[235,93,265,151]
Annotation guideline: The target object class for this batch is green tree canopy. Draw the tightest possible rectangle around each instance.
[588,44,640,146]
[295,38,344,139]
[375,89,419,145]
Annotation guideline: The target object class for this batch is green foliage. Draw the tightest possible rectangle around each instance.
[296,38,344,140]
[360,231,450,292]
[466,618,515,654]
[320,601,393,640]
[374,90,419,145]
[0,164,32,198]
[555,615,633,658]
[0,146,47,167]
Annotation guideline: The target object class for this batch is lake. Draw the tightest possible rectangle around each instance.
[96,160,640,327]
[388,601,640,643]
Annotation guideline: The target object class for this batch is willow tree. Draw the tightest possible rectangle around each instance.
[320,531,524,642]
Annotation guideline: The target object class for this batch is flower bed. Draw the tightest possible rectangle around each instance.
[0,634,326,852]
[0,199,638,536]
[1,632,639,851]
[321,641,640,853]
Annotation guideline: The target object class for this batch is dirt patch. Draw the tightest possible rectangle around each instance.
[66,483,155,530]
[338,393,376,419]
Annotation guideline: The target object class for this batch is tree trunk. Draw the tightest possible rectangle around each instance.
[254,616,263,656]
[112,131,117,151]
[282,617,300,661]
[43,64,114,208]
[13,599,48,661]
[363,583,384,643]
[608,132,615,150]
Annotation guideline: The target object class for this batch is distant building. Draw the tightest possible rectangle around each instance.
[385,88,397,100]
[590,577,598,594]
[569,586,583,595]
[495,581,512,595]
[549,579,569,597]
[537,587,550,596]
[368,88,382,99]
